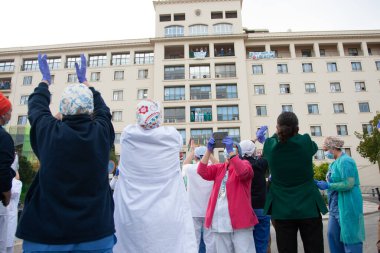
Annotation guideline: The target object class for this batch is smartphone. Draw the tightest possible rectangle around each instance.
[213,132,228,148]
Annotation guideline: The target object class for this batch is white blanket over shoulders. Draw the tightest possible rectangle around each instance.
[113,125,197,253]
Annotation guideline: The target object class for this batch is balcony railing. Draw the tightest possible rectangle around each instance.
[0,66,15,72]
[216,92,237,99]
[190,92,211,100]
[190,113,212,122]
[190,73,210,79]
[215,71,236,78]
[164,117,185,123]
[164,73,185,80]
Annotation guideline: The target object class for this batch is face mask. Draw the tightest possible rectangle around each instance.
[324,151,334,159]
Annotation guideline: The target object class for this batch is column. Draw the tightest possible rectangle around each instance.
[361,42,369,56]
[265,44,271,52]
[313,43,320,57]
[289,43,296,58]
[337,42,345,57]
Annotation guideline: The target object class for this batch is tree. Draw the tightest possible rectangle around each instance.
[18,155,37,204]
[313,163,329,181]
[354,113,380,172]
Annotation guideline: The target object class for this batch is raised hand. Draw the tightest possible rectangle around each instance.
[222,136,234,154]
[38,53,51,84]
[316,180,329,190]
[75,54,87,83]
[256,125,268,144]
[207,137,215,152]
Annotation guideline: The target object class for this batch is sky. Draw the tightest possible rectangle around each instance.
[1,0,379,49]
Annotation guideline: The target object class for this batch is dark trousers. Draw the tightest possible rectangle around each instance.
[274,217,324,253]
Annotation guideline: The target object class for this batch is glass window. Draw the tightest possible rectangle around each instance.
[277,64,288,73]
[0,79,11,90]
[359,102,370,112]
[302,63,313,72]
[190,107,212,122]
[327,62,338,72]
[114,133,121,145]
[211,12,223,19]
[23,76,33,85]
[217,106,239,121]
[135,52,154,65]
[190,65,210,79]
[113,90,123,101]
[164,86,185,101]
[351,62,362,71]
[333,103,345,113]
[344,148,351,156]
[314,149,325,160]
[216,84,237,99]
[310,126,322,136]
[362,124,373,135]
[190,85,211,100]
[23,59,38,71]
[165,66,185,80]
[280,84,290,94]
[282,105,293,112]
[114,71,124,80]
[319,49,326,56]
[252,65,263,74]
[254,85,265,95]
[164,107,185,123]
[336,125,348,136]
[89,55,107,67]
[308,104,319,114]
[174,13,185,21]
[225,11,237,18]
[165,25,184,37]
[189,25,208,36]
[215,64,236,78]
[112,53,130,66]
[20,95,29,105]
[50,75,55,84]
[112,111,122,122]
[330,82,341,92]
[177,129,186,145]
[190,129,213,145]
[376,61,380,71]
[17,115,28,126]
[160,14,171,22]
[218,128,240,142]
[137,89,148,100]
[355,81,366,91]
[90,72,100,82]
[301,49,312,57]
[66,56,81,68]
[213,23,233,35]
[305,83,316,93]
[256,106,267,116]
[67,74,78,83]
[47,58,61,70]
[348,48,358,56]
[0,61,15,72]
[138,69,149,79]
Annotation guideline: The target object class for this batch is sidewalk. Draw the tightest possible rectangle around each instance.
[322,200,379,219]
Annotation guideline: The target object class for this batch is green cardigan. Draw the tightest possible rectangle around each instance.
[263,133,328,219]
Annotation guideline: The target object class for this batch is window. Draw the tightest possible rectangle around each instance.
[0,61,15,72]
[302,63,313,72]
[348,48,358,56]
[327,62,338,72]
[307,104,319,114]
[351,62,362,71]
[358,102,370,112]
[215,64,236,78]
[314,149,325,160]
[190,85,211,100]
[112,90,123,101]
[20,95,29,105]
[23,76,33,85]
[213,23,233,35]
[191,129,213,145]
[333,103,345,113]
[135,52,154,64]
[282,105,293,112]
[355,82,366,91]
[254,85,265,95]
[190,107,212,122]
[50,75,55,84]
[336,125,348,136]
[211,12,223,19]
[0,80,11,90]
[174,13,185,21]
[376,61,380,71]
[310,126,322,137]
[190,65,210,79]
[114,71,124,80]
[301,49,312,57]
[256,106,267,116]
[218,128,240,142]
[89,55,107,67]
[177,129,186,145]
[112,111,123,122]
[305,83,316,93]
[217,106,239,121]
[319,49,326,56]
[22,59,38,71]
[216,84,237,99]
[277,64,288,73]
[17,115,28,126]
[164,86,185,101]
[280,84,290,94]
[47,58,61,70]
[112,53,130,66]
[225,11,237,18]
[138,69,149,79]
[114,133,121,145]
[362,124,373,135]
[165,25,184,37]
[67,74,78,83]
[66,56,81,68]
[189,25,208,36]
[160,14,171,22]
[164,107,185,123]
[252,65,263,74]
[165,66,185,80]
[137,89,148,100]
[330,82,341,92]
[344,148,351,156]
[90,72,100,82]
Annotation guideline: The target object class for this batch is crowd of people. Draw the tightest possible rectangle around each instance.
[0,53,372,253]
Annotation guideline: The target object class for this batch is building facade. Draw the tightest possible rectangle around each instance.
[1,0,380,185]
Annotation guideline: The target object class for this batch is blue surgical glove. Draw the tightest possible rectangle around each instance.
[75,54,87,83]
[377,120,380,129]
[222,136,234,154]
[207,137,215,152]
[316,180,329,190]
[38,53,51,84]
[115,168,119,176]
[256,126,268,144]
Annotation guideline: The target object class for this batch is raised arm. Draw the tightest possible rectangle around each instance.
[197,137,219,181]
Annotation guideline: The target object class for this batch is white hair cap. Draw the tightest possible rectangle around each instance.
[194,146,207,159]
[239,140,256,157]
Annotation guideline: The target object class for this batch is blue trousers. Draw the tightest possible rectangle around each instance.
[328,215,363,253]
[253,209,271,253]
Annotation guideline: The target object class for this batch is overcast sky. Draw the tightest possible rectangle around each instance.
[1,0,379,49]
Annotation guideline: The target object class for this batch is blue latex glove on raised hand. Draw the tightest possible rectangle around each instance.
[115,168,119,177]
[256,126,268,144]
[315,180,329,190]
[207,137,215,152]
[75,54,87,83]
[222,136,234,154]
[38,53,51,84]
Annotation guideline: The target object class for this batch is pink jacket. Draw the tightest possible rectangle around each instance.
[197,156,258,229]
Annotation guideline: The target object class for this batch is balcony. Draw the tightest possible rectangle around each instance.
[164,116,186,123]
[319,43,339,57]
[215,71,236,78]
[164,66,185,80]
[189,44,209,59]
[0,79,11,91]
[165,45,184,59]
[271,45,291,58]
[190,107,212,122]
[214,43,235,57]
[343,43,363,56]
[295,45,315,57]
[0,64,15,73]
[367,43,380,56]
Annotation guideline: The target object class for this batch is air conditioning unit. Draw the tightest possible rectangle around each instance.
[191,75,197,79]
[216,74,221,78]
[203,74,208,78]
[233,117,239,121]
